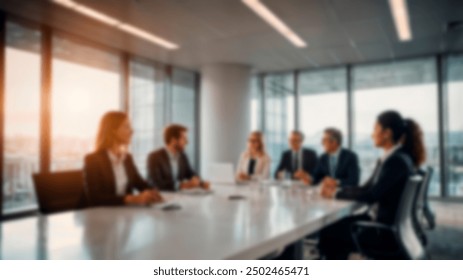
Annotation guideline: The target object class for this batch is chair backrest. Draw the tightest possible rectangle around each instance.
[416,167,433,210]
[32,170,87,214]
[395,175,425,260]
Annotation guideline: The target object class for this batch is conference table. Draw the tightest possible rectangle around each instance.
[0,182,361,260]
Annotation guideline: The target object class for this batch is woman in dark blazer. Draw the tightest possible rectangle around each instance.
[318,110,426,259]
[84,111,163,207]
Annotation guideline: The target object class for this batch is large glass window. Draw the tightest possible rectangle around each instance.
[129,60,166,177]
[264,73,295,173]
[171,69,197,168]
[250,76,262,131]
[3,21,41,213]
[298,68,348,155]
[445,54,463,197]
[51,35,121,171]
[353,58,440,195]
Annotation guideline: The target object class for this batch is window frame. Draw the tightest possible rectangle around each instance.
[254,53,463,201]
[0,12,200,220]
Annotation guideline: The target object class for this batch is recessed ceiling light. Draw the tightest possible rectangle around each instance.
[51,0,179,50]
[242,0,307,48]
[389,0,412,41]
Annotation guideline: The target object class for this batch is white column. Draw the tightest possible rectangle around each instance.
[200,63,252,177]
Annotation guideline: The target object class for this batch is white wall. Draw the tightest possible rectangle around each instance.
[200,64,252,178]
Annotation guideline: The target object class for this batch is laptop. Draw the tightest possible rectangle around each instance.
[207,162,235,184]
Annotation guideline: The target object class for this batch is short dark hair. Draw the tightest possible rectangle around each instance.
[164,124,187,144]
[291,130,305,141]
[324,127,342,145]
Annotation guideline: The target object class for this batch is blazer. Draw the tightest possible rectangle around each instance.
[274,148,318,179]
[235,151,271,181]
[336,148,415,224]
[312,148,360,187]
[83,150,150,206]
[147,148,197,191]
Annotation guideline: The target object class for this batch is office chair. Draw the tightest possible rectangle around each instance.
[351,175,426,260]
[32,170,88,214]
[417,167,436,230]
[412,167,436,246]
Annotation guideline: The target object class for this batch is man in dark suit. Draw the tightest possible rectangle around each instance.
[147,124,209,192]
[310,128,360,188]
[274,130,317,183]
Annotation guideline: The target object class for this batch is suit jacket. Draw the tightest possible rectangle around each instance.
[313,148,360,187]
[147,148,196,191]
[235,151,271,181]
[336,148,415,224]
[274,148,318,179]
[83,150,150,206]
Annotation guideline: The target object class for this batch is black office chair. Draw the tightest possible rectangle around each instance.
[351,175,426,260]
[32,170,88,214]
[416,167,436,230]
[412,167,435,246]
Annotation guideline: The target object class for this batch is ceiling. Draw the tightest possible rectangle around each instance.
[0,0,462,73]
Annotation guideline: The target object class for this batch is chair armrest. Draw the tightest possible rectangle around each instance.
[352,221,397,232]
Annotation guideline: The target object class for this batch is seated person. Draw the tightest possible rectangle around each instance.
[147,124,209,191]
[318,111,422,259]
[274,130,317,183]
[236,131,271,182]
[308,128,360,188]
[84,111,163,207]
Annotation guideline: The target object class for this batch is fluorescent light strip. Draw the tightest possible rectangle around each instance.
[389,0,412,41]
[242,0,307,48]
[51,0,179,49]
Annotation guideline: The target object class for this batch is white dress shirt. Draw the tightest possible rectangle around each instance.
[107,150,128,196]
[236,151,271,181]
[165,147,181,191]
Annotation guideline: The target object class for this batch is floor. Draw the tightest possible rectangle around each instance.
[427,201,463,259]
[303,201,463,260]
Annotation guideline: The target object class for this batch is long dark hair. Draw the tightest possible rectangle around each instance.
[402,118,426,167]
[377,111,426,168]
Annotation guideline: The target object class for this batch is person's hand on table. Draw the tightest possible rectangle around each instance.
[124,189,163,205]
[201,181,211,190]
[294,169,312,185]
[321,182,338,199]
[149,189,164,203]
[322,177,338,189]
[238,173,250,181]
[190,176,201,187]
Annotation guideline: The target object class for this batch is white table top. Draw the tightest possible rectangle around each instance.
[1,183,360,260]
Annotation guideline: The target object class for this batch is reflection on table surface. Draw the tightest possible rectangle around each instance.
[1,183,359,260]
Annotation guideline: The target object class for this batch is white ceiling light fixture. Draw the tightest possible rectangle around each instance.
[242,0,307,48]
[51,0,179,50]
[389,0,412,41]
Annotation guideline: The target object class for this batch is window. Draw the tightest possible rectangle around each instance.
[129,60,166,177]
[353,58,440,195]
[264,73,295,173]
[445,54,463,197]
[51,35,121,171]
[3,21,41,213]
[298,68,348,155]
[171,68,197,168]
[250,76,262,131]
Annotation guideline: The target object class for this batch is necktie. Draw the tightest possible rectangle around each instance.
[292,152,298,172]
[329,156,336,177]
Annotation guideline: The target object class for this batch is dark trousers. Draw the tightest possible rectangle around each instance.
[318,214,371,260]
[319,214,403,260]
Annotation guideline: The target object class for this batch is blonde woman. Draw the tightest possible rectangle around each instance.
[236,131,271,182]
[84,111,163,206]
